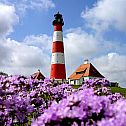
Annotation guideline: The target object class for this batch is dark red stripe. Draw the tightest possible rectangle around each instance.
[54,24,62,31]
[50,64,66,79]
[52,42,64,53]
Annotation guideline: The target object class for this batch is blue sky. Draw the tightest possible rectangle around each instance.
[0,0,126,87]
[9,0,98,41]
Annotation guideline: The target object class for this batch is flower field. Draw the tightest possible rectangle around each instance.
[0,75,126,126]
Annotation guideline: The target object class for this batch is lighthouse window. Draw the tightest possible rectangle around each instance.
[58,19,60,22]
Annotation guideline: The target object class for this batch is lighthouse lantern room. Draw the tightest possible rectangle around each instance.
[50,12,66,82]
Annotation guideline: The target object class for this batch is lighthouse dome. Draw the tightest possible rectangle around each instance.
[53,12,64,26]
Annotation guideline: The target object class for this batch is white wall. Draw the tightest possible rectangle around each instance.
[84,77,90,80]
[69,77,104,85]
[68,79,80,85]
[68,79,79,85]
[76,80,79,85]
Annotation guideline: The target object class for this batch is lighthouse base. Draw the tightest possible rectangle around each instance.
[50,64,66,79]
[51,78,67,84]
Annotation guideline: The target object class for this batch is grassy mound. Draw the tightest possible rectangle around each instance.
[110,87,126,98]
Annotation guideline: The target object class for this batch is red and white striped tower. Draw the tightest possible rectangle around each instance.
[50,12,66,80]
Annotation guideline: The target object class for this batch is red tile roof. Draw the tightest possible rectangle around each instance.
[68,63,104,80]
[31,70,45,80]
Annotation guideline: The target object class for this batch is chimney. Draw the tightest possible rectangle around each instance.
[84,59,89,64]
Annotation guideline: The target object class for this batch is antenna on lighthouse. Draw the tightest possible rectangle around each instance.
[50,12,66,82]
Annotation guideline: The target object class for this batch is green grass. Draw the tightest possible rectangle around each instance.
[72,85,126,98]
[72,85,81,89]
[110,87,126,98]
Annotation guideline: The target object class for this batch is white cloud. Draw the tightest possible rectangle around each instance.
[64,28,100,76]
[0,0,55,14]
[0,3,52,76]
[92,53,126,87]
[0,3,19,37]
[81,0,126,33]
[79,0,126,87]
[63,28,126,87]
[0,35,51,76]
[64,28,126,75]
[23,34,52,54]
[29,0,55,9]
[17,0,55,14]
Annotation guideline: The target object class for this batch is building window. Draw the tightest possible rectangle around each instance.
[74,80,76,84]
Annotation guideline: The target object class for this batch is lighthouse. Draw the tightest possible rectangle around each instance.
[50,12,66,81]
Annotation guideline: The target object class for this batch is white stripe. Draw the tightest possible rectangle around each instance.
[53,31,63,42]
[51,52,65,64]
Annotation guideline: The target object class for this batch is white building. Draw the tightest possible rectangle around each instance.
[68,60,104,85]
